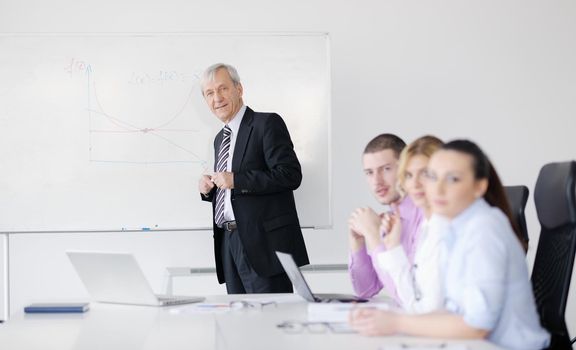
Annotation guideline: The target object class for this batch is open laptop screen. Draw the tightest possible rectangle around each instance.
[276,251,317,302]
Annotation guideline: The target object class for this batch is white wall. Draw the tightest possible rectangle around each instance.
[0,0,575,335]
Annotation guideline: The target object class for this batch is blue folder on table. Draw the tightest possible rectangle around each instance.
[24,302,90,313]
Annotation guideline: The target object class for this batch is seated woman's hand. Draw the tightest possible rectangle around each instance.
[349,308,399,336]
[382,204,402,249]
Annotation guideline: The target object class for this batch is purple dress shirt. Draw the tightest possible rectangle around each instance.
[348,196,423,300]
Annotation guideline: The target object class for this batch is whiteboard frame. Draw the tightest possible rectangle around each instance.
[0,32,332,233]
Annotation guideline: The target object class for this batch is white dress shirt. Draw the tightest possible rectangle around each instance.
[221,104,246,222]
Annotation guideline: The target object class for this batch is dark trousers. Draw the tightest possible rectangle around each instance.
[221,228,293,294]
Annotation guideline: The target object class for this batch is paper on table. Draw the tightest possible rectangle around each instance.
[171,294,304,314]
[169,303,231,315]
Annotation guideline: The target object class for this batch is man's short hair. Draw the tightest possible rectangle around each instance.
[363,133,406,158]
[200,63,241,92]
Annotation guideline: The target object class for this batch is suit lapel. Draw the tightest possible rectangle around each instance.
[232,107,254,172]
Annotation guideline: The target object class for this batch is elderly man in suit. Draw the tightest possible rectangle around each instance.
[198,63,309,294]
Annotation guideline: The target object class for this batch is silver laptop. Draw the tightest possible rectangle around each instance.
[275,251,367,303]
[67,251,204,306]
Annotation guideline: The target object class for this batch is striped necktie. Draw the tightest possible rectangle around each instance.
[214,125,232,227]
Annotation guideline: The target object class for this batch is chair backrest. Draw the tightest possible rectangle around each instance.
[531,161,576,349]
[504,185,530,245]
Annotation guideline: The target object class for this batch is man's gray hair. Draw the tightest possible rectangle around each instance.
[201,63,241,90]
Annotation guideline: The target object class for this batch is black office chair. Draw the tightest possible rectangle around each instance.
[504,185,530,246]
[531,161,576,349]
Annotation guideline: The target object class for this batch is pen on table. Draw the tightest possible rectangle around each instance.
[196,303,230,308]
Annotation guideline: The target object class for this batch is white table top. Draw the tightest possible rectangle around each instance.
[0,294,503,350]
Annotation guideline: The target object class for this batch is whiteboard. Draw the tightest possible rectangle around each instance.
[0,33,331,232]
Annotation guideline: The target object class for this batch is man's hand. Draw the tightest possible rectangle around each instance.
[198,174,215,195]
[348,226,366,253]
[349,207,382,251]
[211,172,234,189]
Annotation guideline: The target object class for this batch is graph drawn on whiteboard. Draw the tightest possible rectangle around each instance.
[0,33,331,232]
[73,58,211,166]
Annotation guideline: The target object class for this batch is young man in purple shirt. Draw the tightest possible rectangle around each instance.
[348,134,423,300]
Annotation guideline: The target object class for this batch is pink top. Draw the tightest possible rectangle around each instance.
[348,196,423,300]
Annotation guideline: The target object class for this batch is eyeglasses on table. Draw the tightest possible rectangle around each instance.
[276,320,350,334]
[228,300,277,310]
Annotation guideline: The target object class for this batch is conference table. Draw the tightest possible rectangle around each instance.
[0,294,503,350]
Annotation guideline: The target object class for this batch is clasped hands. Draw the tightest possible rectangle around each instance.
[348,205,402,251]
[198,172,234,195]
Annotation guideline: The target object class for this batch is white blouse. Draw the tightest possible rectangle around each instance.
[441,199,549,350]
[376,215,450,314]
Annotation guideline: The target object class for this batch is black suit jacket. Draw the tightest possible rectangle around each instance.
[202,107,309,283]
